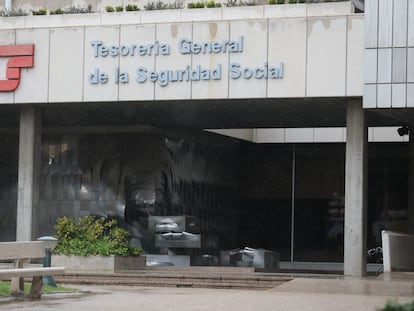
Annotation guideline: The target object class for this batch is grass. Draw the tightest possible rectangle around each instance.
[0,281,76,296]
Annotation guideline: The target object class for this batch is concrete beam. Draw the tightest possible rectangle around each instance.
[344,100,367,277]
[16,106,41,241]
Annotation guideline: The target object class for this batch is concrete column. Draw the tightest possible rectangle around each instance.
[344,100,367,277]
[5,0,12,11]
[408,128,414,235]
[16,106,41,241]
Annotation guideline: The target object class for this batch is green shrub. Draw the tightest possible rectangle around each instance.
[53,216,142,257]
[288,0,297,3]
[32,8,47,15]
[105,5,115,12]
[188,2,205,8]
[268,0,276,4]
[379,300,414,311]
[116,5,124,11]
[206,0,216,8]
[204,0,222,8]
[276,0,284,4]
[50,8,63,14]
[125,4,140,11]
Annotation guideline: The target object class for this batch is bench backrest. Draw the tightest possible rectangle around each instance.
[0,241,45,260]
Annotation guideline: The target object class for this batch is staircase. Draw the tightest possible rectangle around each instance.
[54,267,291,290]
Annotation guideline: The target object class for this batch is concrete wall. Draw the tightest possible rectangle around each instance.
[364,0,414,108]
[0,2,363,104]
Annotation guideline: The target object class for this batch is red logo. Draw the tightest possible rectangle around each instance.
[0,45,34,92]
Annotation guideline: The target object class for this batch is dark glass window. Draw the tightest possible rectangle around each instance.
[294,144,345,262]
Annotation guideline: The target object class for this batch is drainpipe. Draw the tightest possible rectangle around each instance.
[5,0,11,11]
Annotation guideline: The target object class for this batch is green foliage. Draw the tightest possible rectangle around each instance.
[32,8,47,15]
[379,300,414,311]
[268,0,276,4]
[206,0,216,8]
[0,281,11,296]
[188,2,205,8]
[125,4,140,11]
[105,5,115,12]
[0,281,75,296]
[48,6,91,14]
[276,0,285,4]
[288,0,297,3]
[116,6,124,12]
[54,216,142,257]
[187,1,220,8]
[50,8,64,14]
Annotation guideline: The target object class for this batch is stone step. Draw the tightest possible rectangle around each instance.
[55,271,291,290]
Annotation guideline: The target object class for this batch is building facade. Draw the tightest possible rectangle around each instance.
[0,0,413,276]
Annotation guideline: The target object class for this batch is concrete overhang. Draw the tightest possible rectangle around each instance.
[2,97,414,133]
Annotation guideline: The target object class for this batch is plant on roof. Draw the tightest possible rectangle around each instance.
[125,4,140,11]
[54,216,142,257]
[63,5,92,14]
[105,5,115,12]
[188,2,205,8]
[206,0,217,8]
[225,0,256,6]
[116,5,124,11]
[32,8,47,15]
[144,1,183,10]
[0,8,28,16]
[50,8,63,14]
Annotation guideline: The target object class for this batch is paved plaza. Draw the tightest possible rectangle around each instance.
[1,273,414,311]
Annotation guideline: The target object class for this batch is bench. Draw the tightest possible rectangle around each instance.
[0,241,65,299]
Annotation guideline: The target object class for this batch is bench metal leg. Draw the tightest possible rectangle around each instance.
[28,276,42,299]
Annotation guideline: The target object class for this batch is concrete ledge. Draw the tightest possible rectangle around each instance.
[52,255,146,273]
[0,2,356,30]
